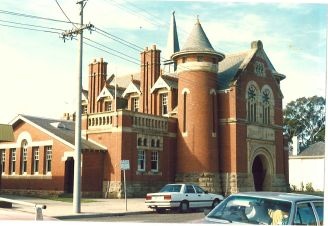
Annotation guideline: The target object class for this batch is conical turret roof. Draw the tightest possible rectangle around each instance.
[172,17,224,61]
[164,11,180,60]
[182,18,214,52]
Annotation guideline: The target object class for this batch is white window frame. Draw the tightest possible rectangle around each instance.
[132,97,139,112]
[1,149,5,175]
[45,146,52,174]
[137,150,145,171]
[151,151,158,172]
[21,140,28,175]
[82,104,87,114]
[105,101,112,112]
[161,93,168,115]
[10,148,16,175]
[33,146,39,174]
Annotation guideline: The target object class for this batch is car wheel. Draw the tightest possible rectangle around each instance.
[180,201,189,213]
[212,199,220,208]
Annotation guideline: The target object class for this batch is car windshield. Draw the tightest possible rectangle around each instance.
[159,184,182,192]
[207,195,292,225]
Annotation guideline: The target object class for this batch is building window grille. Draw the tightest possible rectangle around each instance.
[105,101,112,112]
[262,88,271,124]
[33,147,39,174]
[45,146,52,174]
[183,92,187,133]
[161,93,168,115]
[137,138,142,146]
[21,140,28,174]
[137,150,145,171]
[82,105,87,114]
[151,151,158,172]
[1,150,5,175]
[132,97,139,112]
[212,93,216,133]
[143,138,147,147]
[247,85,257,123]
[10,148,16,175]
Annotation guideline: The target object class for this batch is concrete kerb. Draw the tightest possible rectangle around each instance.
[55,210,153,220]
[0,194,152,220]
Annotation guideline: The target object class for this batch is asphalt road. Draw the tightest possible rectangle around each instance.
[62,210,205,223]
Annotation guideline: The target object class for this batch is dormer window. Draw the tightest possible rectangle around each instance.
[105,101,112,112]
[161,93,168,115]
[197,56,203,62]
[132,97,139,112]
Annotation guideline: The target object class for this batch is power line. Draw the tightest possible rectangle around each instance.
[83,40,139,65]
[54,0,78,28]
[0,23,61,34]
[0,9,77,25]
[0,18,66,32]
[94,27,143,52]
[83,36,140,64]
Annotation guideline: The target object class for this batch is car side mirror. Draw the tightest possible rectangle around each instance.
[204,190,208,194]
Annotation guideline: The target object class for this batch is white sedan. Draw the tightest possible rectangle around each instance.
[145,183,224,213]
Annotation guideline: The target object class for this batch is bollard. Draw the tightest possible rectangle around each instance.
[35,204,47,221]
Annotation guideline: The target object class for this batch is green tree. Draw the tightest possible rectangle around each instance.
[283,96,325,150]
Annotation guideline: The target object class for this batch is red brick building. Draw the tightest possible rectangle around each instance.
[0,13,289,197]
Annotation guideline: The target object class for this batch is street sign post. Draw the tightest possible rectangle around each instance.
[120,160,130,211]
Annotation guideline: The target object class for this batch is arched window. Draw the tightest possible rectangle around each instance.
[261,87,274,124]
[247,84,258,123]
[210,89,217,135]
[137,138,142,146]
[21,139,28,174]
[143,138,148,147]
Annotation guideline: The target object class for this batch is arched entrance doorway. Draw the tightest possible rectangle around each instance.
[252,154,270,191]
[64,157,74,193]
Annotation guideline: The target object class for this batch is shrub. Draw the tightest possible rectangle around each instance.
[305,183,314,192]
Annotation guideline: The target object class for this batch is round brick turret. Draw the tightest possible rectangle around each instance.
[172,19,224,191]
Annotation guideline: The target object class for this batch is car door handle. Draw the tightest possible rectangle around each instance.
[185,194,188,196]
[198,195,201,197]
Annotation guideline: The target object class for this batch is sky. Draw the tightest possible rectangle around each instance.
[0,0,327,124]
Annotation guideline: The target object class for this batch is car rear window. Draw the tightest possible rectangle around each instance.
[159,184,182,192]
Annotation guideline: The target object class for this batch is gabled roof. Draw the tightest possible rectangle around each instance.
[122,80,141,98]
[108,73,141,88]
[97,86,114,101]
[82,89,88,102]
[150,75,178,93]
[96,85,125,101]
[10,115,106,151]
[218,50,253,90]
[217,40,285,92]
[299,142,325,157]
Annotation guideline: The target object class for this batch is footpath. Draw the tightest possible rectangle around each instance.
[0,194,152,220]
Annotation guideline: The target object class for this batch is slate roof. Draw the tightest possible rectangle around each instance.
[172,19,224,60]
[298,142,325,156]
[217,50,252,90]
[164,11,180,60]
[12,115,106,152]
